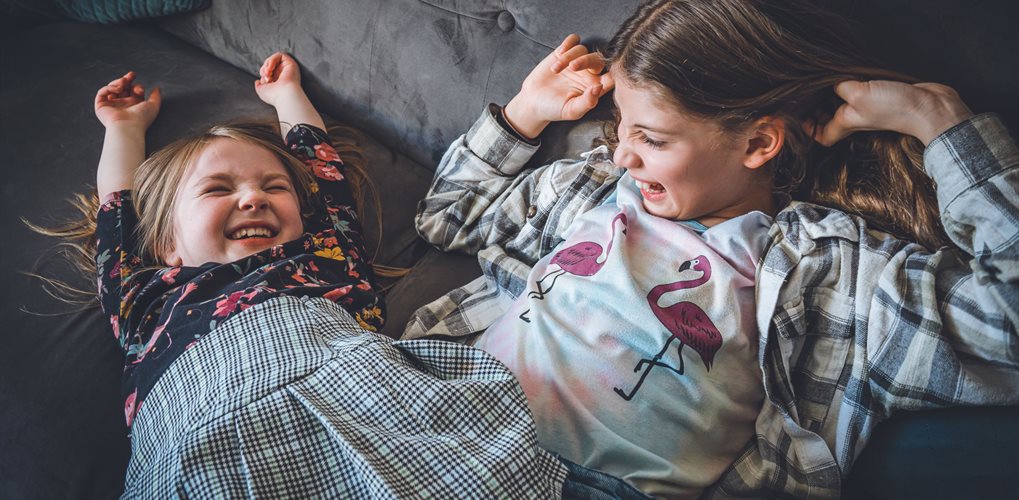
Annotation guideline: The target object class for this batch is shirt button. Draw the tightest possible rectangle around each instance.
[526,206,538,218]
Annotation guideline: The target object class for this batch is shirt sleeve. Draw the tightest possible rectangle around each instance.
[285,124,365,238]
[95,190,147,347]
[415,104,623,265]
[868,113,1019,409]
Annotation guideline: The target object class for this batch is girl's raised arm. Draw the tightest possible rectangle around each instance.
[503,34,614,140]
[254,52,325,137]
[95,72,161,199]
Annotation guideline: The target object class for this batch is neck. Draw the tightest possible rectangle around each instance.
[697,185,775,228]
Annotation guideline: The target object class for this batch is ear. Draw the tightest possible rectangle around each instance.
[163,246,183,267]
[742,117,785,169]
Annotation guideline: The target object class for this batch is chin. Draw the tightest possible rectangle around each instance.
[643,202,681,220]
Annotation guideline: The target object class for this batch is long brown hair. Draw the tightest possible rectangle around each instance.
[27,120,403,305]
[603,0,950,249]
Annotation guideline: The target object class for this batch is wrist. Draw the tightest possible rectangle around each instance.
[912,98,974,146]
[504,95,549,140]
[104,120,148,136]
[270,86,310,107]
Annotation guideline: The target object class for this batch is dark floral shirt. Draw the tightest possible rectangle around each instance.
[96,124,384,426]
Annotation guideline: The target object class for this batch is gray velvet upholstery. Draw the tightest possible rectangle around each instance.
[156,0,641,167]
[1,0,1017,498]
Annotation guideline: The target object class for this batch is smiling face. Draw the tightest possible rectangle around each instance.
[610,72,776,225]
[164,138,304,267]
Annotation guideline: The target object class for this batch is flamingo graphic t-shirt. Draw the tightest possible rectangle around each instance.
[474,172,772,498]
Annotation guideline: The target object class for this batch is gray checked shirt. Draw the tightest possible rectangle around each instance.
[404,106,1019,498]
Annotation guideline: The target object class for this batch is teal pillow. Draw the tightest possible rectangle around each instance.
[56,0,209,24]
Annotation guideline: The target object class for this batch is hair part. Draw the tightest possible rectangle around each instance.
[602,0,951,250]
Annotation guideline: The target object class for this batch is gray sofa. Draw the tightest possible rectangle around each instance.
[1,0,1017,498]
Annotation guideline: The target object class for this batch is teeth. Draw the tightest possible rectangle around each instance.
[635,180,665,193]
[229,227,273,240]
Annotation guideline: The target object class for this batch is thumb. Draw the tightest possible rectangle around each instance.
[832,80,866,102]
[813,103,854,146]
[564,84,602,119]
[148,87,163,110]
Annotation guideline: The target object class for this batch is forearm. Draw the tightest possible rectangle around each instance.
[928,115,1019,328]
[418,106,620,260]
[97,123,147,198]
[274,89,325,138]
[926,114,1019,258]
[417,108,540,253]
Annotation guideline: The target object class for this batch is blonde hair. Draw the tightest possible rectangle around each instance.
[28,120,404,305]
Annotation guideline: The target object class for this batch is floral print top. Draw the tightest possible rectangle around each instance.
[96,124,384,426]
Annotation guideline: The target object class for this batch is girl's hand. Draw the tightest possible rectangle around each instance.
[813,80,974,146]
[503,34,615,139]
[94,72,161,130]
[254,52,304,107]
[254,52,325,136]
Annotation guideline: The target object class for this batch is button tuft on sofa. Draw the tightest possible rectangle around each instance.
[497,10,515,32]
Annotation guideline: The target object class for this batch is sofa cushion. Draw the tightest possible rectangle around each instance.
[156,0,645,169]
[55,0,210,24]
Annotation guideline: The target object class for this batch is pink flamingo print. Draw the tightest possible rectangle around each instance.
[519,212,628,322]
[614,255,722,401]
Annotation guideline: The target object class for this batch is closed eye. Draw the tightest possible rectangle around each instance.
[202,186,231,195]
[640,134,665,150]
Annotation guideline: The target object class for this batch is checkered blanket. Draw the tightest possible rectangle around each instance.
[124,295,567,498]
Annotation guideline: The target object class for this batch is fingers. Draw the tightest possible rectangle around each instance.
[107,71,135,89]
[832,80,865,100]
[96,72,145,107]
[554,34,581,56]
[600,70,615,93]
[563,83,604,120]
[812,103,857,146]
[551,44,589,71]
[568,52,606,74]
[809,80,869,146]
[98,72,135,98]
[147,86,162,107]
[260,52,283,83]
[258,52,299,86]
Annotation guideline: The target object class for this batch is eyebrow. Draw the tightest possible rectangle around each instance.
[611,95,677,136]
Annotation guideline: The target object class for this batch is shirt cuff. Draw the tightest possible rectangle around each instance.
[924,113,1018,209]
[493,104,540,146]
[463,104,541,175]
[285,123,331,147]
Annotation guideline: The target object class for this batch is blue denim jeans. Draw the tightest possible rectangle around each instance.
[559,456,653,500]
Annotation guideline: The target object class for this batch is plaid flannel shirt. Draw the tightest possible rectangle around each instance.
[405,106,1019,498]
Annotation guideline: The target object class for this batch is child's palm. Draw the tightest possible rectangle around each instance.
[94,72,161,128]
[521,35,612,123]
[255,52,302,106]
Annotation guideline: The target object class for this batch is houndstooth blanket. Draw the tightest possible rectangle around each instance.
[123,295,566,498]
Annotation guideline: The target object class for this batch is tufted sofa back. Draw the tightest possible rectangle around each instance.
[159,0,643,168]
[159,0,1017,171]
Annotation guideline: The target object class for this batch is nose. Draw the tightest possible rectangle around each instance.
[613,141,641,170]
[238,188,269,211]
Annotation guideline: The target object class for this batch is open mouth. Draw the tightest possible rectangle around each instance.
[634,179,666,195]
[227,226,277,240]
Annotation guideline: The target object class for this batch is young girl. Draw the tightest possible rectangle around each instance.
[408,0,1019,497]
[74,53,573,497]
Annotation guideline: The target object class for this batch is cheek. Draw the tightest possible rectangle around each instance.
[282,195,305,235]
